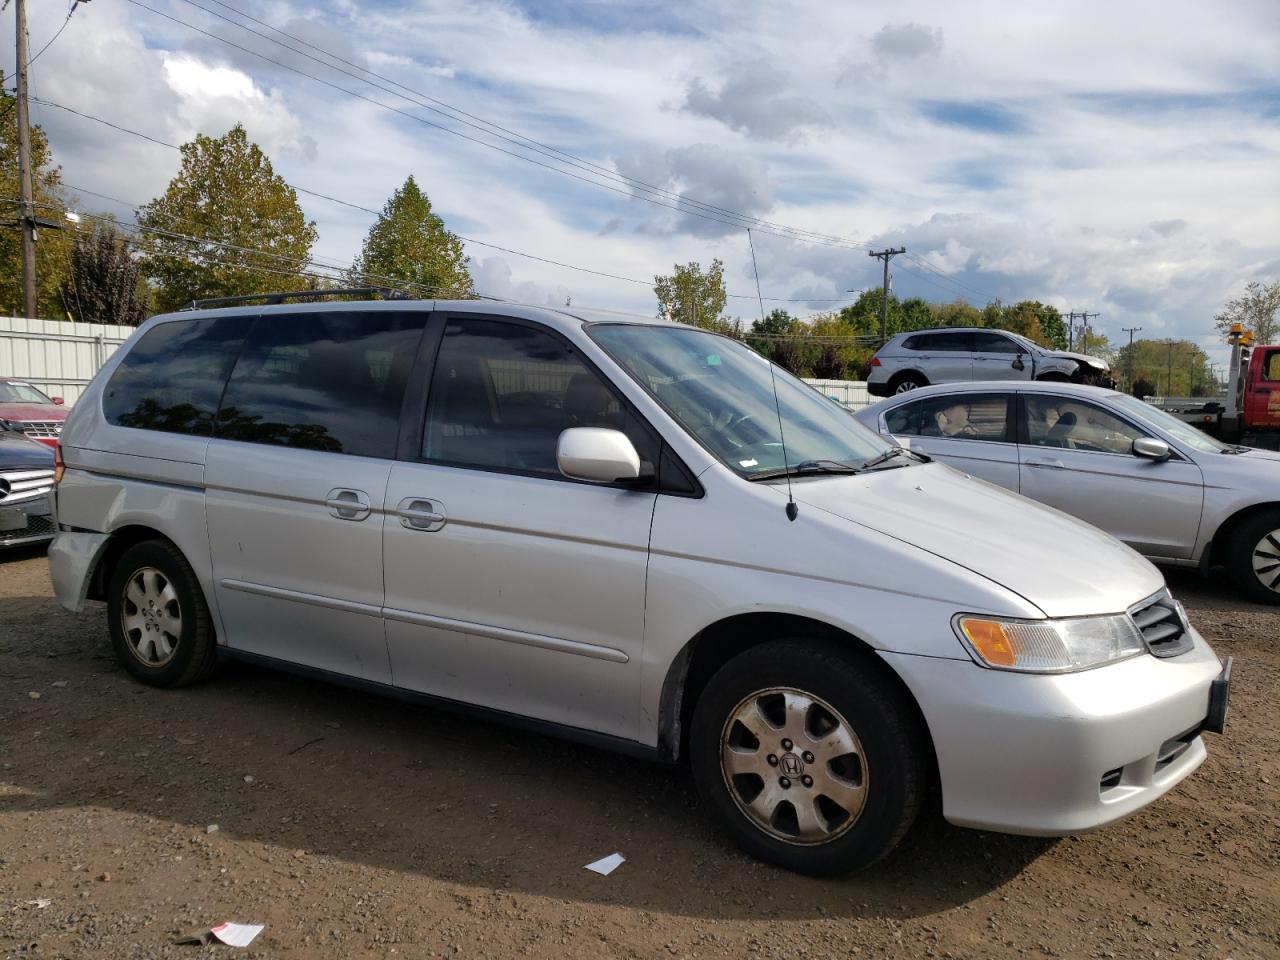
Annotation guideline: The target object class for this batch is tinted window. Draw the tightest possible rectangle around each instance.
[888,393,1009,441]
[104,317,251,436]
[215,311,426,459]
[973,332,1023,354]
[423,319,654,478]
[911,331,974,352]
[1025,395,1144,453]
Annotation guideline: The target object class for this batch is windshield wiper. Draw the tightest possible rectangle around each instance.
[747,459,863,481]
[859,446,913,470]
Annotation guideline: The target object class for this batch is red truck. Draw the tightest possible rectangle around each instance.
[1187,326,1280,450]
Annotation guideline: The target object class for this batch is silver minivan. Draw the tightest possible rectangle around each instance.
[48,297,1228,876]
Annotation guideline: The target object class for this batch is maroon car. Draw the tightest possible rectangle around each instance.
[0,377,67,447]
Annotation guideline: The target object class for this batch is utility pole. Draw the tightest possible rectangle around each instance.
[15,0,37,318]
[868,247,905,343]
[1164,339,1176,397]
[1122,326,1142,390]
[1065,310,1100,352]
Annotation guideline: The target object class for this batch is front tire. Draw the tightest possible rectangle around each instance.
[1227,510,1280,605]
[689,639,927,876]
[107,540,218,687]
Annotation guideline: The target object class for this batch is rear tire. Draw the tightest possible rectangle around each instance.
[689,638,926,876]
[1035,372,1070,382]
[889,371,927,394]
[107,540,218,687]
[1226,510,1280,605]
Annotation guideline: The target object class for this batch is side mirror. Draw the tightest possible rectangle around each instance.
[1132,437,1171,462]
[1011,356,1025,371]
[557,427,643,483]
[52,397,65,405]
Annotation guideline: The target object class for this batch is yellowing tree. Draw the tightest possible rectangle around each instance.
[137,125,317,312]
[655,259,730,331]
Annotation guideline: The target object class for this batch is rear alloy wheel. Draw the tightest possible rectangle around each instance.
[107,540,218,686]
[1228,510,1280,605]
[690,639,926,876]
[890,372,926,394]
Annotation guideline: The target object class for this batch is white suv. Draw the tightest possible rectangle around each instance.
[48,296,1227,875]
[867,327,1111,396]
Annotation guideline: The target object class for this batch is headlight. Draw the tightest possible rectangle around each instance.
[954,614,1144,673]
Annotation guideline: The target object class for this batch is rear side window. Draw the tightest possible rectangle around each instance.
[103,317,252,436]
[422,318,654,478]
[887,393,1010,441]
[215,311,427,459]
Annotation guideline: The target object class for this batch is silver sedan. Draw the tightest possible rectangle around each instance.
[856,381,1280,603]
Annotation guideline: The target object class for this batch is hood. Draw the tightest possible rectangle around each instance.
[1199,445,1280,488]
[0,430,55,468]
[791,462,1163,618]
[1048,350,1110,371]
[0,402,67,423]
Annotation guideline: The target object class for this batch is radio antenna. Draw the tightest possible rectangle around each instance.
[747,228,797,521]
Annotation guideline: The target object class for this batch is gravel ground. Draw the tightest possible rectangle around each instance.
[1,546,1277,959]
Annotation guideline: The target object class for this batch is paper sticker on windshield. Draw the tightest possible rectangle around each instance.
[706,354,721,366]
[739,458,758,468]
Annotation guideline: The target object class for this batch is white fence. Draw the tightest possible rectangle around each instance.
[0,317,136,405]
[803,378,872,411]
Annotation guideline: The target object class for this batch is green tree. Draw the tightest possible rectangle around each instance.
[137,125,318,312]
[60,223,149,326]
[931,299,983,328]
[899,296,934,332]
[1114,339,1211,396]
[0,90,73,317]
[1039,305,1067,349]
[1213,280,1280,344]
[655,259,729,331]
[349,175,471,295]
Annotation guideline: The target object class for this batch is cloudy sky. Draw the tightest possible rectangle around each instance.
[8,0,1280,364]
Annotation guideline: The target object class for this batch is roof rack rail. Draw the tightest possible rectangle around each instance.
[180,287,419,311]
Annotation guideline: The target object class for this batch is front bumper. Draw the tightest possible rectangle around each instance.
[0,495,56,548]
[882,628,1224,836]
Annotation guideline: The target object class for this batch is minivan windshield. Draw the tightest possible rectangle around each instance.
[1109,394,1234,454]
[590,323,897,478]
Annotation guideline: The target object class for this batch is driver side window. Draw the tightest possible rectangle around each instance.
[1024,396,1144,453]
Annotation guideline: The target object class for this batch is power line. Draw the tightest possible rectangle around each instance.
[183,0,870,252]
[126,0,872,251]
[26,97,854,305]
[26,0,81,67]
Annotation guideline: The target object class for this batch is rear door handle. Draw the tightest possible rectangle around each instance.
[1025,458,1066,470]
[325,488,371,521]
[397,497,447,532]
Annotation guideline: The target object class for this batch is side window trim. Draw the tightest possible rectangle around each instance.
[410,312,702,496]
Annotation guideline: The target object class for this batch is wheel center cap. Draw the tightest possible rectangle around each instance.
[779,752,805,776]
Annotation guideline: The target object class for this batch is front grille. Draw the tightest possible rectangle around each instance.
[1129,592,1194,658]
[0,468,55,504]
[15,420,63,439]
[0,511,55,542]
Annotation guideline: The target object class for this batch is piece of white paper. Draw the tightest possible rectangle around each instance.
[210,922,265,947]
[584,852,625,876]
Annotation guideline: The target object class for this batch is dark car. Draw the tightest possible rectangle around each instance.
[0,428,56,548]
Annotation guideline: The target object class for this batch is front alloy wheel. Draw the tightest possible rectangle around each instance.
[1249,528,1280,595]
[689,638,926,875]
[721,688,867,844]
[120,566,183,667]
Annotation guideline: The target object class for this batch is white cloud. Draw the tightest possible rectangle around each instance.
[682,62,829,140]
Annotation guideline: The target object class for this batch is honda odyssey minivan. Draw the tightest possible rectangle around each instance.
[48,295,1229,875]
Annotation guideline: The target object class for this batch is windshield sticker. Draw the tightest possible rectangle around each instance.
[739,458,758,468]
[706,354,721,366]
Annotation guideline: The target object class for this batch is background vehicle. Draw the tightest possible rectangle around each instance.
[0,427,56,548]
[859,380,1280,603]
[0,377,68,447]
[866,328,1111,397]
[47,294,1225,876]
[1147,325,1280,451]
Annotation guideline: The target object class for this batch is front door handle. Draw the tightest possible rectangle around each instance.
[1025,458,1066,470]
[397,497,447,532]
[326,488,371,521]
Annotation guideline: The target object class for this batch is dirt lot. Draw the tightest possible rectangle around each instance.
[1,547,1277,960]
